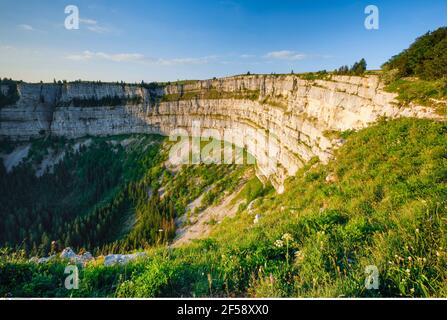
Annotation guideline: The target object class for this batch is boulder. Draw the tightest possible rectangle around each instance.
[82,252,94,262]
[28,255,56,264]
[60,247,77,260]
[104,252,147,266]
[59,248,95,264]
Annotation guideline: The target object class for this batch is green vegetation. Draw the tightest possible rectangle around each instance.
[0,136,164,255]
[385,78,447,114]
[59,95,143,108]
[383,27,447,80]
[159,89,260,103]
[142,79,199,90]
[334,58,367,76]
[298,70,331,81]
[381,27,447,114]
[0,135,249,257]
[1,118,446,297]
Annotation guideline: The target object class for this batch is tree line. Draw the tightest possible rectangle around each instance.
[383,27,447,80]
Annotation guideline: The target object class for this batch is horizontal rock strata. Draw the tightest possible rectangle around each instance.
[0,75,439,192]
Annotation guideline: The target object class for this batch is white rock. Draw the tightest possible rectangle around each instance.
[37,255,56,264]
[60,247,77,260]
[29,255,56,264]
[104,252,147,266]
[81,252,94,262]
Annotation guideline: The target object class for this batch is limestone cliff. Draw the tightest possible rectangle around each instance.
[0,75,440,192]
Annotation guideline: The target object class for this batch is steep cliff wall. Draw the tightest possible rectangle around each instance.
[0,75,440,192]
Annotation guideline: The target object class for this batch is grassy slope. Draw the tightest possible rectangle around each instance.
[1,117,446,298]
[385,77,447,115]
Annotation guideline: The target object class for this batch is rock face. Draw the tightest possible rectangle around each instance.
[0,75,440,191]
[103,252,147,266]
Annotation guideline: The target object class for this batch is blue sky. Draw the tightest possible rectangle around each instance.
[0,0,446,83]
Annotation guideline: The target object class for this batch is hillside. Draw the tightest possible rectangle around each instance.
[1,118,446,297]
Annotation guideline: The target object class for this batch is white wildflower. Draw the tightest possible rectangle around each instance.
[275,240,284,248]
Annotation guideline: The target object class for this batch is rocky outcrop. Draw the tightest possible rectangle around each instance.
[0,75,440,192]
[103,252,147,266]
[29,247,146,266]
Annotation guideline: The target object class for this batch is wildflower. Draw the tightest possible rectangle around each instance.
[408,256,412,261]
[275,240,284,248]
[415,228,420,233]
[282,233,294,242]
[406,269,411,274]
[410,288,415,294]
[436,251,440,257]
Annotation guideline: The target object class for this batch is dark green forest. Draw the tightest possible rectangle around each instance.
[0,135,244,256]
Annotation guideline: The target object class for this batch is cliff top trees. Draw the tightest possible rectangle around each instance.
[334,58,367,76]
[383,27,447,80]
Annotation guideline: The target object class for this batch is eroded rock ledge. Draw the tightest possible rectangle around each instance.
[0,74,440,192]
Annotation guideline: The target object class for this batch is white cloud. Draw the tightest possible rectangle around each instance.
[79,18,97,25]
[79,18,112,34]
[66,51,145,63]
[66,50,215,65]
[18,24,34,31]
[87,25,112,34]
[265,50,307,61]
[156,56,216,66]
